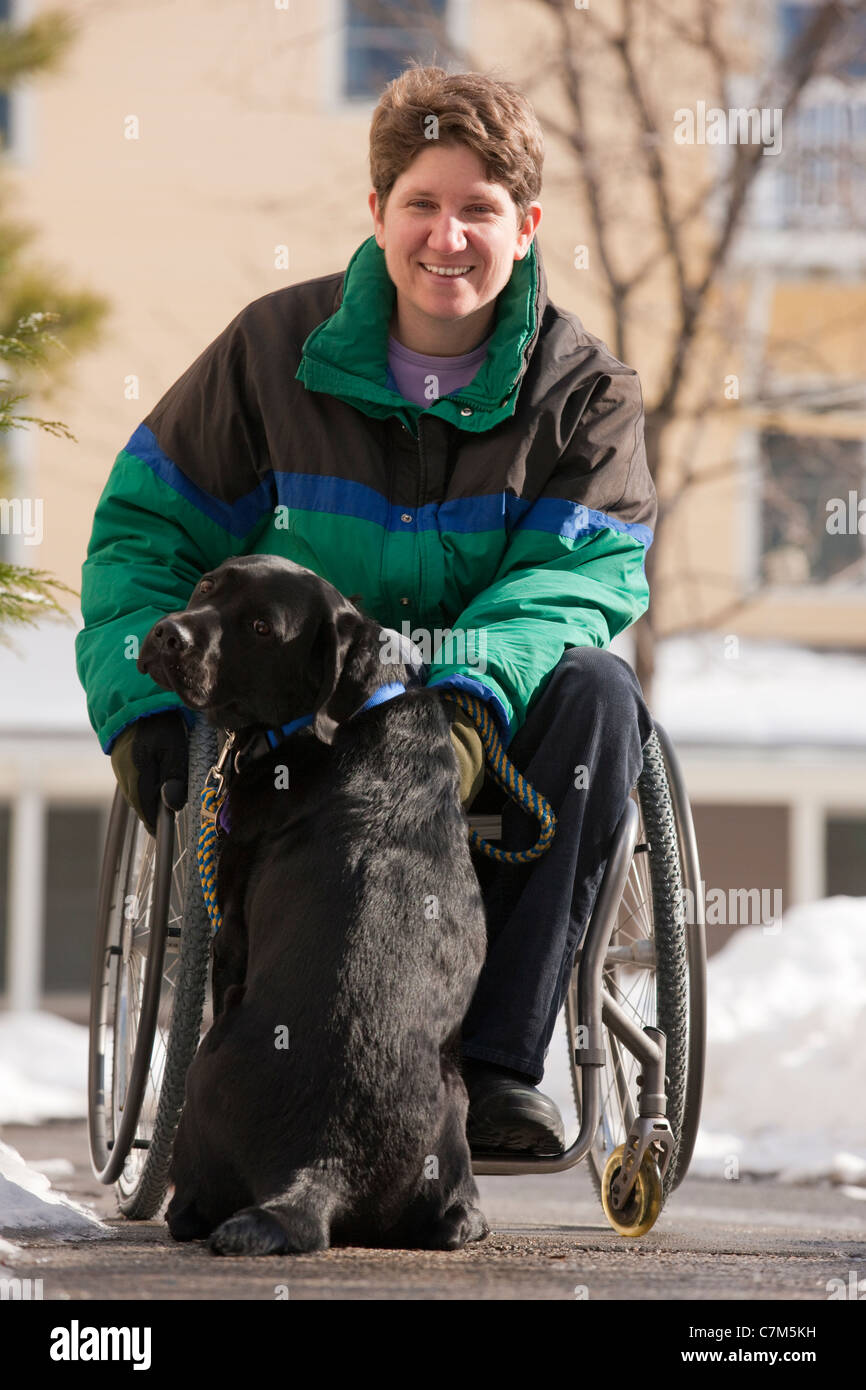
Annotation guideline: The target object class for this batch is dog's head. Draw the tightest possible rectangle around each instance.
[138,556,395,743]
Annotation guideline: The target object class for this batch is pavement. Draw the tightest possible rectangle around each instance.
[2,1119,865,1302]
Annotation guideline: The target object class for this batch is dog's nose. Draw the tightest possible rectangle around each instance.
[147,618,194,657]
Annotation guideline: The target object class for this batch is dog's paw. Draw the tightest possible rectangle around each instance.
[209,1205,329,1256]
[166,1200,211,1243]
[426,1201,490,1251]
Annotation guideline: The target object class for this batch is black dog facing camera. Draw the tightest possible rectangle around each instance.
[138,555,489,1254]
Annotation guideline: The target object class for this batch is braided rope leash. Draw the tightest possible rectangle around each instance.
[439,690,556,864]
[198,782,224,933]
[197,734,235,934]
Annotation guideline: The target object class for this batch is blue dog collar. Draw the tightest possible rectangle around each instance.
[265,712,314,750]
[263,681,407,750]
[352,681,407,716]
[219,682,411,839]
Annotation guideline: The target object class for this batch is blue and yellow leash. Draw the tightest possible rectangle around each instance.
[197,694,556,935]
[437,690,556,865]
[198,732,235,935]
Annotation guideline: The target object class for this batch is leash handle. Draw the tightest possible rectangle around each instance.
[439,691,556,864]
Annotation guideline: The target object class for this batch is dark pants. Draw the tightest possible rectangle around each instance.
[460,646,654,1085]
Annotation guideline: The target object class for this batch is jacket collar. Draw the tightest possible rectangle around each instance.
[294,234,546,433]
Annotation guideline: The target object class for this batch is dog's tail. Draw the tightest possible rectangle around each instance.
[208,1176,344,1256]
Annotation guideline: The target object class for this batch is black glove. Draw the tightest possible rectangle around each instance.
[110,710,190,835]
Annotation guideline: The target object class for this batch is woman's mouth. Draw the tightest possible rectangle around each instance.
[420,263,473,279]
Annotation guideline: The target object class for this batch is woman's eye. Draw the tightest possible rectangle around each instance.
[412,201,489,213]
[253,619,271,636]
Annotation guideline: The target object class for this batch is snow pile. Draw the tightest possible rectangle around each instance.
[692,895,866,1181]
[0,1011,87,1124]
[0,1235,24,1264]
[0,1141,109,1238]
[653,635,866,748]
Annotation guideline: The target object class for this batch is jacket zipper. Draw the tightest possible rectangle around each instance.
[416,415,427,606]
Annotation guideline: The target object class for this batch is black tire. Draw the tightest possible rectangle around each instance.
[565,727,692,1204]
[654,722,707,1191]
[88,718,217,1218]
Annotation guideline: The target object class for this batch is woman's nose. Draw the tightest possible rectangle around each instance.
[425,216,470,254]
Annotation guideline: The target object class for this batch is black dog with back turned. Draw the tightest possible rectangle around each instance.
[137,554,489,1254]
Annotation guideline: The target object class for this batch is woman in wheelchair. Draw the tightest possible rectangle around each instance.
[76,64,657,1161]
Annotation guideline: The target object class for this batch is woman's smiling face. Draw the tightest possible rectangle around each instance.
[368,141,541,356]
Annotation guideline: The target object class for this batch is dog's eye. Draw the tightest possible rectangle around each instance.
[253,619,271,636]
[198,578,214,594]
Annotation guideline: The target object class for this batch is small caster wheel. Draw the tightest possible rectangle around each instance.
[601,1143,663,1237]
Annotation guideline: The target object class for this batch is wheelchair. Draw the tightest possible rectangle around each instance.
[88,712,706,1238]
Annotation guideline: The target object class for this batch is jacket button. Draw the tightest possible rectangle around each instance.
[460,406,473,416]
[400,597,410,605]
[401,513,412,523]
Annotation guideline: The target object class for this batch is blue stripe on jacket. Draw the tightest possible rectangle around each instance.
[125,424,653,550]
[125,424,274,538]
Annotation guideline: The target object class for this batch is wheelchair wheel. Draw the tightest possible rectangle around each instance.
[565,725,705,1205]
[88,719,217,1217]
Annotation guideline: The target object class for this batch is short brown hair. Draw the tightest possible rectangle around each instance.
[369,63,544,225]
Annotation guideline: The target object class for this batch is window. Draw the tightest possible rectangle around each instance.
[344,0,448,101]
[759,430,866,587]
[825,814,866,896]
[779,3,866,79]
[775,99,866,228]
[772,3,866,228]
[43,807,104,994]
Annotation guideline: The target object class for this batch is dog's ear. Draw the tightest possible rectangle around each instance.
[309,603,368,745]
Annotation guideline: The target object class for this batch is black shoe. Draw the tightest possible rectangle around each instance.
[462,1059,566,1156]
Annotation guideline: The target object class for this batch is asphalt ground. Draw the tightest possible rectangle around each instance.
[2,1119,864,1303]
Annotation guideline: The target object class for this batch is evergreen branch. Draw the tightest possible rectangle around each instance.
[0,562,78,645]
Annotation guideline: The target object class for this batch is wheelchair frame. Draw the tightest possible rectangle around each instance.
[88,713,706,1236]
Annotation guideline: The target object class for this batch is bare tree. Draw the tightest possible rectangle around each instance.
[530,0,866,692]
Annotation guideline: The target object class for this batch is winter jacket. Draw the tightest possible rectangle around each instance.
[75,234,656,754]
